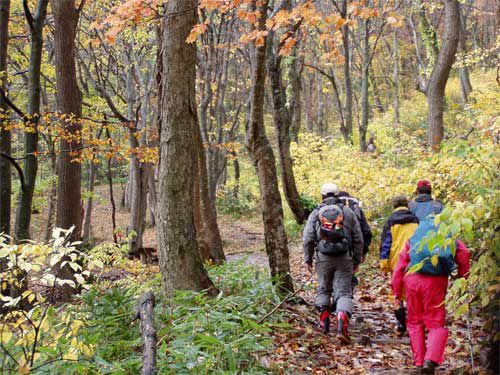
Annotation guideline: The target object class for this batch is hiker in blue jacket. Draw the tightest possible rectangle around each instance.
[409,180,443,220]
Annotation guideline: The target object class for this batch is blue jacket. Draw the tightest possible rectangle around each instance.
[409,194,443,221]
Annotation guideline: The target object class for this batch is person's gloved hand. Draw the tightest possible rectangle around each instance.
[393,297,402,311]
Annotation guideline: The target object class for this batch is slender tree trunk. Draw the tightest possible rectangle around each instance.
[147,169,157,227]
[359,19,370,152]
[247,0,293,294]
[43,151,57,242]
[341,0,353,139]
[51,0,83,241]
[157,0,215,297]
[304,74,314,133]
[194,123,225,264]
[427,0,460,151]
[458,4,472,103]
[289,51,302,142]
[266,32,307,225]
[232,150,240,198]
[393,7,400,126]
[82,159,97,241]
[107,153,118,244]
[315,71,325,136]
[127,127,148,256]
[0,0,11,236]
[15,0,49,241]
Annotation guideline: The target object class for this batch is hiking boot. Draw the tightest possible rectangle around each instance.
[394,304,407,333]
[336,311,351,344]
[422,360,438,374]
[319,309,330,334]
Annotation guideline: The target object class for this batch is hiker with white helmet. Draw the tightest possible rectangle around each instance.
[303,182,364,343]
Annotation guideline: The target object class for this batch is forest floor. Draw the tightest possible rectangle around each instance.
[72,185,484,374]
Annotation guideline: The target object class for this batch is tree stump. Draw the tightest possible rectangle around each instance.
[136,291,157,375]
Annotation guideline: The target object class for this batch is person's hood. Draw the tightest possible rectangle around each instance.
[389,207,419,225]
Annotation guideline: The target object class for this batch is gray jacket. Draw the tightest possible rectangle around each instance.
[303,197,364,265]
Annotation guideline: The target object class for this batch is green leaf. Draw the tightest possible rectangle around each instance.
[408,262,424,274]
[431,255,439,267]
[454,303,469,318]
[225,344,236,372]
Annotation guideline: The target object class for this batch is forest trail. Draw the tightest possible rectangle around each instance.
[90,186,480,374]
[217,215,479,374]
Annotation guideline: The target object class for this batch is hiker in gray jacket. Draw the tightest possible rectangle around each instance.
[303,182,364,343]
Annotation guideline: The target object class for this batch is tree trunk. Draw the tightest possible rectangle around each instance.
[232,150,240,198]
[147,168,157,227]
[289,51,302,142]
[51,0,83,241]
[393,6,400,126]
[427,0,460,151]
[315,71,325,136]
[0,0,11,236]
[266,32,307,225]
[44,152,57,242]
[157,0,215,297]
[127,143,149,256]
[341,0,353,139]
[458,4,472,103]
[195,123,225,264]
[14,0,48,241]
[82,159,98,241]
[136,291,157,375]
[247,0,293,295]
[304,74,314,133]
[359,19,370,152]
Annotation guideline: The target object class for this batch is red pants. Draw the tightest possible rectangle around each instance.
[404,274,448,366]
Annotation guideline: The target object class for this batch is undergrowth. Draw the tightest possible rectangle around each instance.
[36,260,283,374]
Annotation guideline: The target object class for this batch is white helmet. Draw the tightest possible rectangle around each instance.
[320,182,339,196]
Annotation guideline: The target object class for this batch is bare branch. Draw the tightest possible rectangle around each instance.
[22,0,35,32]
[0,153,26,191]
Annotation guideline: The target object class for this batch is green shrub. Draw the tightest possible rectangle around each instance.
[216,188,257,217]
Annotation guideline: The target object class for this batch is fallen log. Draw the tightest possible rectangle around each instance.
[135,291,157,375]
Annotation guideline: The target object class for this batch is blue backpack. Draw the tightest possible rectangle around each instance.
[408,216,456,276]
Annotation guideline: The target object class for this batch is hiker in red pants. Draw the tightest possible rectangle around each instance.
[392,216,470,374]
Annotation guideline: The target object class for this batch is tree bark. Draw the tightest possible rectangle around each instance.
[458,4,472,103]
[427,0,460,151]
[0,0,11,236]
[266,31,307,225]
[304,74,314,133]
[359,19,370,152]
[195,123,225,264]
[14,0,49,241]
[247,0,293,295]
[136,291,157,375]
[157,0,215,297]
[51,0,83,241]
[127,125,149,256]
[341,0,353,140]
[289,50,302,142]
[82,160,97,242]
[393,5,400,126]
[43,151,57,242]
